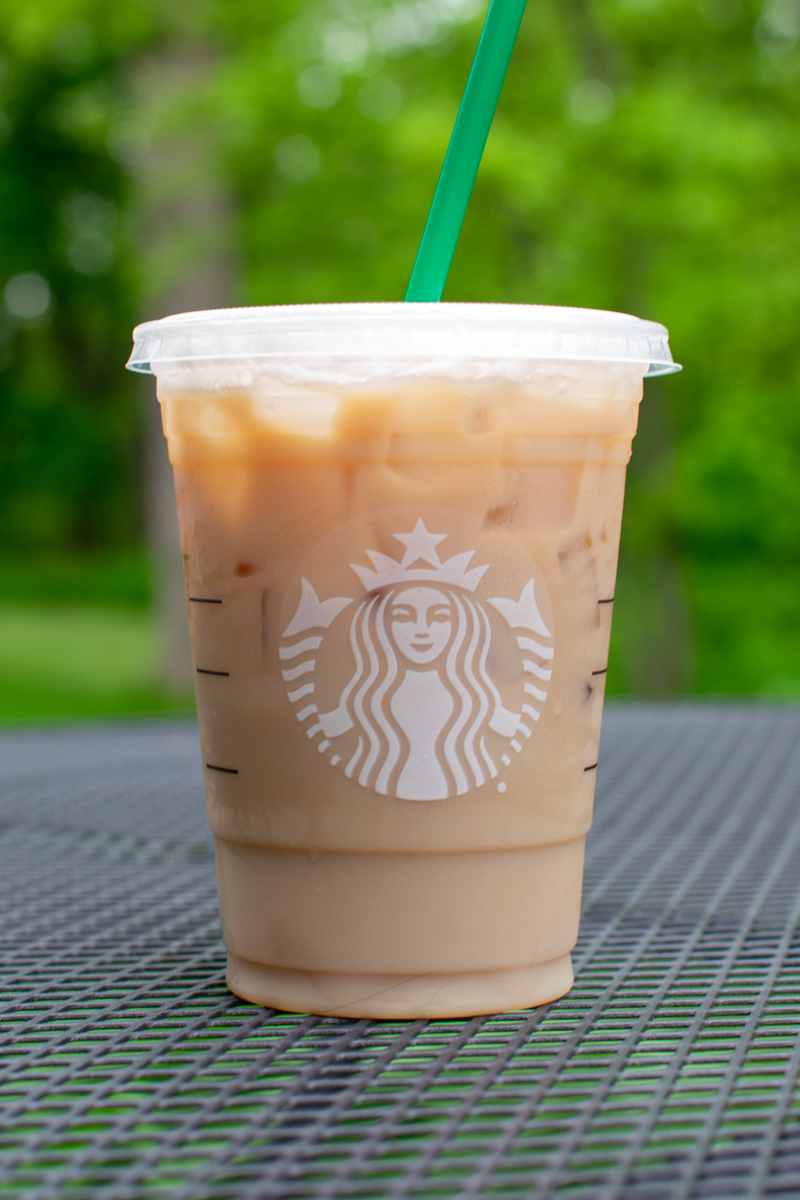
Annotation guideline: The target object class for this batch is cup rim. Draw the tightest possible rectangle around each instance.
[128,301,681,378]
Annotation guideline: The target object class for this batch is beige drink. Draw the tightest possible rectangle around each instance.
[129,303,677,1018]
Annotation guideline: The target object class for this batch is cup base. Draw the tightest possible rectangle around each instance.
[225,952,574,1018]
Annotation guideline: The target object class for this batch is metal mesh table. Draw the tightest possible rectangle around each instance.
[1,703,800,1198]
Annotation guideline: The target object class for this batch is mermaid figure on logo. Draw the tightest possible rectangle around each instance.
[283,519,550,801]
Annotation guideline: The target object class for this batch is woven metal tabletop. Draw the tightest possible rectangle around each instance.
[1,703,799,1199]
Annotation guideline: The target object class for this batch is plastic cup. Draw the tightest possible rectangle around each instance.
[128,303,678,1019]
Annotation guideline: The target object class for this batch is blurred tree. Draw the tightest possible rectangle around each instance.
[0,2,148,555]
[132,42,240,691]
[3,0,800,698]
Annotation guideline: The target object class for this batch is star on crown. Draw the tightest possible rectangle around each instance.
[350,519,489,593]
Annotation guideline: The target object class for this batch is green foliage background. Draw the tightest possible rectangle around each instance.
[1,0,800,705]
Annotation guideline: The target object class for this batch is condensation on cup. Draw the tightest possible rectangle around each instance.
[127,303,679,1018]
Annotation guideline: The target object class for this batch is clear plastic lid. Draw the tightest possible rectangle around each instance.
[127,302,680,382]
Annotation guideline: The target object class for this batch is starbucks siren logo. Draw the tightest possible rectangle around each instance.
[279,518,553,800]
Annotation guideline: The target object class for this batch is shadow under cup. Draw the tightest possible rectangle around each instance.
[128,302,678,1019]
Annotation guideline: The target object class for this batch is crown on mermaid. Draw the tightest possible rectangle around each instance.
[350,519,489,594]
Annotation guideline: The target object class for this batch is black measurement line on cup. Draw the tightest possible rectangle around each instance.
[591,668,608,676]
[584,762,598,772]
[196,669,229,677]
[205,763,239,775]
[189,597,222,605]
[598,597,615,604]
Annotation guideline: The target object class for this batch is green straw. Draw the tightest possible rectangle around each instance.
[405,0,528,303]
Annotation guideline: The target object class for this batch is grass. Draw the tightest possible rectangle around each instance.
[0,604,194,723]
[0,551,150,607]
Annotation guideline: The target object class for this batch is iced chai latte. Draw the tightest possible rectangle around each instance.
[128,303,678,1018]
